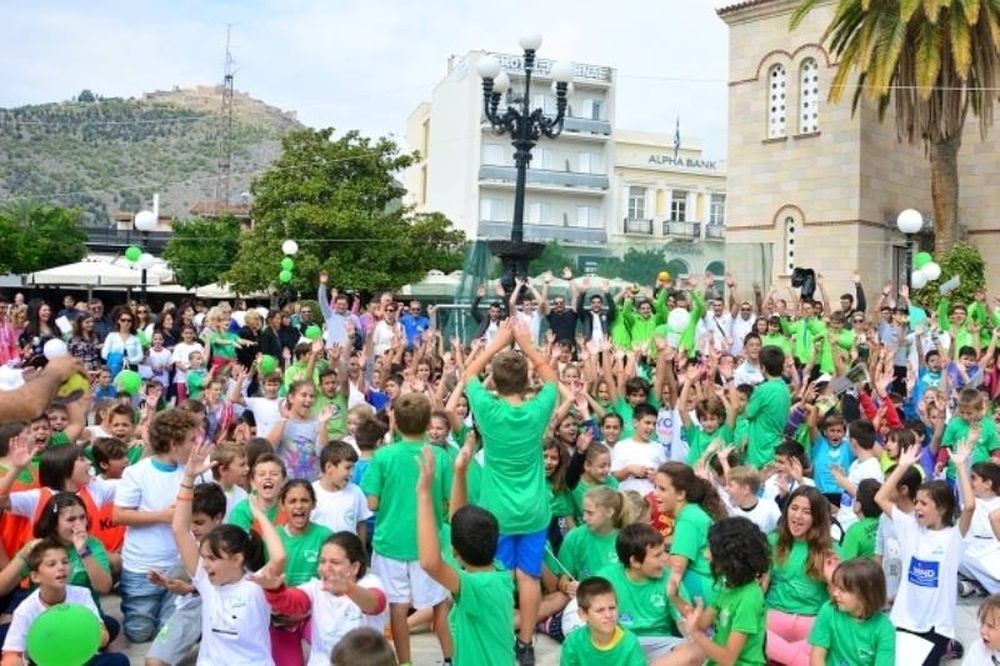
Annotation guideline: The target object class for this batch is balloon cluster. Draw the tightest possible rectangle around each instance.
[124,245,156,270]
[279,239,298,284]
[910,252,942,290]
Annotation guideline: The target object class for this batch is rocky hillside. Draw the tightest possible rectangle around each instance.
[0,86,303,223]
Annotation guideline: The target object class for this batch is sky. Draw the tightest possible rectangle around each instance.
[0,0,731,158]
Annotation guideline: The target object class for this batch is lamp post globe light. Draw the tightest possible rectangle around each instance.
[477,35,574,296]
[896,209,923,289]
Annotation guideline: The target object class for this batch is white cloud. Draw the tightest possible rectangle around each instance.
[1,0,730,156]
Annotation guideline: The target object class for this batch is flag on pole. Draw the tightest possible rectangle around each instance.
[673,116,681,160]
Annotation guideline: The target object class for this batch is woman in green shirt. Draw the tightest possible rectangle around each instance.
[656,462,728,609]
[765,486,838,665]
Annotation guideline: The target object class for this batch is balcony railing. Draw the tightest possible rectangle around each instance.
[706,223,725,239]
[479,165,609,189]
[478,220,607,244]
[624,217,654,235]
[562,116,612,136]
[663,220,701,238]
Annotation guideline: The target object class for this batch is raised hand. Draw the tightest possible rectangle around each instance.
[249,564,285,591]
[184,437,216,479]
[319,271,329,285]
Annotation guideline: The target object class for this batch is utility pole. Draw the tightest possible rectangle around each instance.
[215,25,235,208]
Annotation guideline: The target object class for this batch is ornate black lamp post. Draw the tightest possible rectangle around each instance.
[476,34,574,296]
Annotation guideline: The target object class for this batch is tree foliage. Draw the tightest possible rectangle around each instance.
[792,0,1000,253]
[162,215,241,288]
[529,241,574,276]
[225,128,465,293]
[0,204,87,274]
[913,243,985,309]
[597,247,667,284]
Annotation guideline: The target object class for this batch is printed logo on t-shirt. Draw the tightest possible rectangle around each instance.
[907,557,940,588]
[619,612,634,626]
[718,608,731,628]
[343,509,356,525]
[303,548,320,564]
[649,594,667,609]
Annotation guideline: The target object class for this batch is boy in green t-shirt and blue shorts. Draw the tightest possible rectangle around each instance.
[463,319,559,665]
[361,393,453,666]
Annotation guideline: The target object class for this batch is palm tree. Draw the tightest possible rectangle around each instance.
[792,0,1000,253]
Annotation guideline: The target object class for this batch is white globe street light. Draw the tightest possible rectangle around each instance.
[896,209,923,290]
[134,210,158,232]
[519,32,542,52]
[137,253,156,270]
[476,55,501,80]
[896,209,923,234]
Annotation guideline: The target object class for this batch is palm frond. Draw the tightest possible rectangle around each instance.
[949,6,974,77]
[871,9,909,94]
[915,19,945,97]
[924,0,942,21]
[790,0,824,29]
[902,0,923,21]
[958,0,982,24]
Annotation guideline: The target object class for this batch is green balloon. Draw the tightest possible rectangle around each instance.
[115,369,142,396]
[280,257,295,271]
[279,269,293,283]
[259,354,279,375]
[913,251,933,270]
[27,603,102,666]
[125,246,142,262]
[305,324,322,341]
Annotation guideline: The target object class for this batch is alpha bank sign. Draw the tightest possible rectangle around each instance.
[648,154,718,171]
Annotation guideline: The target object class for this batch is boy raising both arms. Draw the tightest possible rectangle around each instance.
[463,319,559,665]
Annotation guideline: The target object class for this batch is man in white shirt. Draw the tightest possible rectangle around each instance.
[317,272,360,347]
[699,298,733,352]
[510,278,544,346]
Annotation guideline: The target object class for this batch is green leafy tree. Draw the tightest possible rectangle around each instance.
[162,216,241,288]
[528,241,574,276]
[913,243,985,309]
[598,247,667,284]
[792,0,1000,253]
[225,128,464,293]
[0,204,87,274]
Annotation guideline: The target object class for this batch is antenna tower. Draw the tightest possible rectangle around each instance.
[215,26,235,206]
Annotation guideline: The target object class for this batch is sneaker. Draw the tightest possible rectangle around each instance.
[959,580,977,597]
[515,639,535,666]
[944,639,964,660]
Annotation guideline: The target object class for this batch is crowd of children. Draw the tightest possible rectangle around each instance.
[0,269,998,666]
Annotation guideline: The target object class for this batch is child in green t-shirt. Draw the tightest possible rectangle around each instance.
[416,441,514,666]
[185,349,208,401]
[808,559,895,665]
[362,392,453,666]
[570,444,620,523]
[665,516,770,666]
[678,370,733,465]
[940,387,1000,479]
[740,346,791,468]
[461,319,559,662]
[840,478,882,560]
[560,577,645,665]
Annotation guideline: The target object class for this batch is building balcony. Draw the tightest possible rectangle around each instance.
[479,164,610,189]
[663,220,701,238]
[623,217,654,235]
[477,220,607,244]
[562,116,612,136]
[661,220,726,240]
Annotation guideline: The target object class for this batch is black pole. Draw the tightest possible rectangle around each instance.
[904,235,913,290]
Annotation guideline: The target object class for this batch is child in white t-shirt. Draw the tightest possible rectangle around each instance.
[211,442,249,521]
[229,367,283,441]
[311,442,372,541]
[112,409,201,643]
[874,439,976,663]
[172,439,285,665]
[962,594,1000,666]
[831,420,884,530]
[1,540,128,666]
[257,531,388,666]
[722,465,781,535]
[611,405,666,495]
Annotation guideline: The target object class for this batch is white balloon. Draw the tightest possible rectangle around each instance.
[667,307,691,333]
[910,269,929,290]
[922,262,942,281]
[282,239,299,256]
[43,338,68,360]
[137,253,156,270]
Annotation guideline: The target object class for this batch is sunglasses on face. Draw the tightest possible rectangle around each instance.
[119,317,132,323]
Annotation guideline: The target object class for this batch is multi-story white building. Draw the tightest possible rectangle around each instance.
[404,50,616,247]
[404,50,728,279]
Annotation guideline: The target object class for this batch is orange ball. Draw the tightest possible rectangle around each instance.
[658,271,670,282]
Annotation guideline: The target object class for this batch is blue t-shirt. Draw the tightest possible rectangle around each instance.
[811,436,855,494]
[399,313,430,348]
